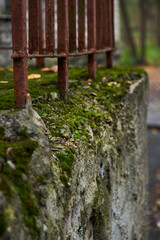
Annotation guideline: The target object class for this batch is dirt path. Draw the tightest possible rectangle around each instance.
[139,66,160,239]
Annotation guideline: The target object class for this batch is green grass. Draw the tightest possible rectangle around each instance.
[119,44,160,66]
[146,45,160,65]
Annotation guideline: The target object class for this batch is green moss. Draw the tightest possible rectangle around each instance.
[17,126,29,138]
[0,66,146,189]
[60,162,72,177]
[55,147,76,186]
[37,175,47,183]
[0,126,40,238]
[60,175,69,188]
[0,213,7,236]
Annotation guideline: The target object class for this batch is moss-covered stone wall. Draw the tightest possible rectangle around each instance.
[0,67,148,240]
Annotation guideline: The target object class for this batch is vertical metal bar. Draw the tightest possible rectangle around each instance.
[69,0,76,52]
[78,0,85,52]
[87,0,96,79]
[111,0,115,48]
[102,0,107,48]
[11,0,28,108]
[36,0,45,68]
[106,0,113,68]
[96,0,103,49]
[28,0,39,53]
[58,0,69,100]
[46,0,55,53]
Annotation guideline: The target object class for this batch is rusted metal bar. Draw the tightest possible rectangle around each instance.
[102,0,107,48]
[96,0,103,49]
[36,0,45,68]
[106,0,113,68]
[69,0,76,53]
[111,0,115,48]
[58,0,69,100]
[87,0,96,79]
[45,0,55,53]
[27,53,66,59]
[11,0,28,108]
[78,0,85,52]
[28,0,39,53]
[11,47,114,59]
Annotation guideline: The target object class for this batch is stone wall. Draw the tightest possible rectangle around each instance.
[0,75,148,240]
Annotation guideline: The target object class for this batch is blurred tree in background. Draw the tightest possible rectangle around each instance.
[119,0,160,66]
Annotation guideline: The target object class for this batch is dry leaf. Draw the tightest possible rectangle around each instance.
[155,199,160,207]
[102,77,107,83]
[41,67,53,73]
[28,74,41,80]
[65,141,71,146]
[151,128,158,135]
[51,65,58,73]
[41,65,58,73]
[0,81,8,84]
[0,67,4,71]
[81,79,92,84]
[127,81,132,85]
[107,82,114,87]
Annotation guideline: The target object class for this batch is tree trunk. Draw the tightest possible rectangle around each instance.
[119,0,137,59]
[155,0,160,46]
[139,0,147,64]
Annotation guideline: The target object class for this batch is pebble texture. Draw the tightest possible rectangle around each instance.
[0,76,148,240]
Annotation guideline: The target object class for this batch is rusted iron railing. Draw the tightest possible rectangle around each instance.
[11,0,115,108]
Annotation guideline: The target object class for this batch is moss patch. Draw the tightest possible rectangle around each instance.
[0,213,7,236]
[55,147,76,187]
[0,126,39,238]
[0,66,147,187]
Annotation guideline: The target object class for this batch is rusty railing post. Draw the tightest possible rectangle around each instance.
[69,0,77,53]
[46,0,55,54]
[106,0,114,68]
[36,0,45,68]
[78,0,85,52]
[96,0,103,50]
[58,0,69,100]
[11,0,28,108]
[88,0,96,80]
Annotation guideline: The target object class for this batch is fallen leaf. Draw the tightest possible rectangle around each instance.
[65,141,71,146]
[81,79,92,84]
[41,67,53,72]
[107,82,114,87]
[101,77,107,83]
[0,81,8,84]
[8,68,13,72]
[127,81,132,85]
[153,206,158,211]
[51,65,58,73]
[28,74,41,80]
[116,83,121,88]
[151,128,158,135]
[0,67,4,71]
[155,199,160,207]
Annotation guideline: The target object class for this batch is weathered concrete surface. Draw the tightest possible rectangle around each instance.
[0,76,148,240]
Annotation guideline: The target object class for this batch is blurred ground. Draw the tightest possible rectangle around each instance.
[141,66,160,240]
